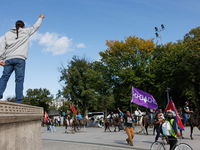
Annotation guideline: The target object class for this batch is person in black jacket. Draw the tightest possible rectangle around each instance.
[154,113,164,142]
[182,101,193,126]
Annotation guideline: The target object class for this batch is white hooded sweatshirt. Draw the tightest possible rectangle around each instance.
[0,18,42,62]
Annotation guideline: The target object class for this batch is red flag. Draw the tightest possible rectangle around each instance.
[165,99,184,131]
[44,112,48,124]
[70,104,77,114]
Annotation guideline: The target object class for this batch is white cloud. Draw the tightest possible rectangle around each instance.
[76,43,86,48]
[1,31,86,56]
[30,32,43,41]
[30,32,74,56]
[39,32,73,55]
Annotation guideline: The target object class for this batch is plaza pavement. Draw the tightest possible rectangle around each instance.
[42,125,200,150]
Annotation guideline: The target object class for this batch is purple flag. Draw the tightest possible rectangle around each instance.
[131,87,158,110]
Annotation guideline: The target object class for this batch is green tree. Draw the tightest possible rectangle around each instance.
[59,56,97,117]
[48,105,57,111]
[22,88,53,113]
[86,61,114,117]
[58,100,71,115]
[150,42,190,108]
[99,36,156,111]
[183,26,200,110]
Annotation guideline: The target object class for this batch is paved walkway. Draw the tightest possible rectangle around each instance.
[42,126,200,150]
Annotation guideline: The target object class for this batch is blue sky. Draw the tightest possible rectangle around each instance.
[0,0,200,99]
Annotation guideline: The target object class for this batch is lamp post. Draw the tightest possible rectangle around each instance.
[166,87,170,103]
[61,98,65,125]
[155,24,165,45]
[130,99,132,114]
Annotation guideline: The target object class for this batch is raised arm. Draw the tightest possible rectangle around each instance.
[27,14,45,36]
[117,107,124,116]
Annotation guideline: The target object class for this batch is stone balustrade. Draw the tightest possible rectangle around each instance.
[0,101,44,150]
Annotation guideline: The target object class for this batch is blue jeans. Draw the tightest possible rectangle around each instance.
[48,125,52,132]
[51,125,56,132]
[110,119,113,126]
[182,113,188,125]
[0,58,25,103]
[155,127,161,141]
[149,113,153,124]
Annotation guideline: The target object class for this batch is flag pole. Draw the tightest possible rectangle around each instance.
[130,87,133,114]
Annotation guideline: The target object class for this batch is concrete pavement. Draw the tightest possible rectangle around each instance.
[42,126,200,150]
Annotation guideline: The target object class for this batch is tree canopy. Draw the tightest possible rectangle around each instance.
[22,88,53,113]
[58,27,200,114]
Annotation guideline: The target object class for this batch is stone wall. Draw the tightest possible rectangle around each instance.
[0,101,43,150]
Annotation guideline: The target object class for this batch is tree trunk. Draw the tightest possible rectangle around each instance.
[104,100,107,120]
[84,108,88,118]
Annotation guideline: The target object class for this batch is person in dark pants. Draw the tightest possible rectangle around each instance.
[58,116,61,126]
[154,112,164,142]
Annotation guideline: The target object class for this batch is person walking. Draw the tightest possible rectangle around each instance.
[46,118,52,132]
[117,107,135,146]
[0,14,44,103]
[119,114,124,131]
[165,110,178,150]
[50,119,56,132]
[58,116,61,127]
[154,112,164,142]
[182,101,193,126]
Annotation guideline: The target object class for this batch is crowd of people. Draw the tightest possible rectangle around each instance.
[42,101,193,149]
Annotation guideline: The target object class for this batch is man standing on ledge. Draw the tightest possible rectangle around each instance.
[117,107,135,146]
[0,14,45,103]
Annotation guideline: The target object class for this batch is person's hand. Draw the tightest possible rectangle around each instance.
[0,61,5,67]
[40,14,45,19]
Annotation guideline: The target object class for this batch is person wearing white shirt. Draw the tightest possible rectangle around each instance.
[134,107,142,124]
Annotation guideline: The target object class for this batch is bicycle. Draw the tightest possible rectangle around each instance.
[150,135,193,150]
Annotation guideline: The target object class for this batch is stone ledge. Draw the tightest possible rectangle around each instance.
[0,101,43,124]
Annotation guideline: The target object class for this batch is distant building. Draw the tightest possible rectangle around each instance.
[48,110,60,118]
[50,97,68,110]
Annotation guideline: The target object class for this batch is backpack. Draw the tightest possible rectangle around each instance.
[162,121,172,136]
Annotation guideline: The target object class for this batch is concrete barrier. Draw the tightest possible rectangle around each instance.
[0,101,43,150]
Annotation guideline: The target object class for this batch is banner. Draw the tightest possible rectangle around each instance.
[165,99,184,131]
[131,87,158,110]
[70,104,77,114]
